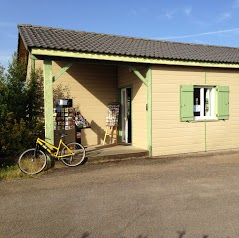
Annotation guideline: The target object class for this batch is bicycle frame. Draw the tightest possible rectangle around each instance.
[36,138,75,159]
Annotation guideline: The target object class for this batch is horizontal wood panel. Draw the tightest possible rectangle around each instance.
[151,64,239,156]
[153,145,205,156]
[206,68,239,151]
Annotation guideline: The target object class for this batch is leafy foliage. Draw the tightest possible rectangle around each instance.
[53,83,71,100]
[0,113,37,155]
[0,53,44,158]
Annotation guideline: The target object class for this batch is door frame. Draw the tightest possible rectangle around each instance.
[120,87,132,144]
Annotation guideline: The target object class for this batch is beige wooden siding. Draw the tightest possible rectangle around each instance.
[35,59,43,70]
[35,60,117,146]
[26,59,43,88]
[118,66,147,149]
[53,61,117,146]
[26,54,32,79]
[206,68,239,151]
[152,65,205,156]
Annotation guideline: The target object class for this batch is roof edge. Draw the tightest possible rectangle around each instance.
[18,24,239,50]
[31,48,239,69]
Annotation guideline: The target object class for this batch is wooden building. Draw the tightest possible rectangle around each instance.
[18,24,239,157]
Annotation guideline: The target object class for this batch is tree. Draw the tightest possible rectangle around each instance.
[0,53,44,157]
[0,52,71,158]
[3,53,27,122]
[25,69,44,127]
[0,65,7,124]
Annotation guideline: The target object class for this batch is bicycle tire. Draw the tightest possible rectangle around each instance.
[61,142,85,167]
[18,148,47,175]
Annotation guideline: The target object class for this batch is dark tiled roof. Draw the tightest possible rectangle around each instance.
[18,24,239,64]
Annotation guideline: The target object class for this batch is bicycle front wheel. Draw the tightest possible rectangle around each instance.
[18,148,47,175]
[61,142,85,167]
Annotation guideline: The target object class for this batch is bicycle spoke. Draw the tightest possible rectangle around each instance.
[61,142,85,167]
[18,149,47,175]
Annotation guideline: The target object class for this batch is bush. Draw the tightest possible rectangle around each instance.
[0,112,43,156]
[0,53,44,159]
[0,53,70,162]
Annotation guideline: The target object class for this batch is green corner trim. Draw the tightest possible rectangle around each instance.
[43,59,54,143]
[30,54,38,60]
[204,67,207,84]
[30,54,36,72]
[31,58,35,72]
[52,63,73,82]
[146,66,152,157]
[31,48,239,69]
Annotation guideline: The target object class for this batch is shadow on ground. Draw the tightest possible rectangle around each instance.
[79,231,214,238]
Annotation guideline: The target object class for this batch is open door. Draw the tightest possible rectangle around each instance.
[121,87,132,143]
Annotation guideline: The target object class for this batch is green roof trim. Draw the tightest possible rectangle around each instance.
[31,48,239,68]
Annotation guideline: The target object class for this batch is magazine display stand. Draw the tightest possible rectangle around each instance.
[103,103,120,145]
[53,99,76,145]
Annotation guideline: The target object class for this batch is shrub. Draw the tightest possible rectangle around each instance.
[0,112,43,156]
[0,53,44,159]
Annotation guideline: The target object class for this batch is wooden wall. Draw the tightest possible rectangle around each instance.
[152,65,239,156]
[34,60,118,146]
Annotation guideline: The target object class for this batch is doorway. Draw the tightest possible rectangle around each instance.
[121,87,132,144]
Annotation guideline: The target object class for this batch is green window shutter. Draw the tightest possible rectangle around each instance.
[180,85,194,122]
[217,86,229,120]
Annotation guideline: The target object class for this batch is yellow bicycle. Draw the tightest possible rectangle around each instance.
[18,134,85,175]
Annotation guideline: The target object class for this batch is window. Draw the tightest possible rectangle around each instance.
[193,87,215,120]
[180,85,229,122]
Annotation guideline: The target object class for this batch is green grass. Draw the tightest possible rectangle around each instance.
[0,157,43,180]
[0,165,29,180]
[0,164,47,180]
[0,156,54,180]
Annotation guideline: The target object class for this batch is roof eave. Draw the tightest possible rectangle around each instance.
[31,48,239,69]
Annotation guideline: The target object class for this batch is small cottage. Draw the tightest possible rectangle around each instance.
[18,24,239,157]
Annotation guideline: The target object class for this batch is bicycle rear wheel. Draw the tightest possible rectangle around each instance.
[18,148,47,175]
[61,142,85,166]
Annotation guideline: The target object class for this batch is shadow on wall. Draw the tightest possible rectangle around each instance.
[80,120,110,146]
[55,61,146,145]
[53,83,71,101]
[55,61,145,106]
[90,120,106,144]
[57,61,118,106]
[81,120,117,146]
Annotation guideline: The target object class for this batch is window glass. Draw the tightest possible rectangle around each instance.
[193,88,200,117]
[194,87,215,119]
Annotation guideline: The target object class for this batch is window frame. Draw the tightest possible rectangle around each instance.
[193,86,216,121]
[180,85,229,122]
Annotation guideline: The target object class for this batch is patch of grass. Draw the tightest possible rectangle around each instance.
[0,165,29,180]
[0,156,55,180]
[0,160,50,180]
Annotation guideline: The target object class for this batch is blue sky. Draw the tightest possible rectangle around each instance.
[1,0,239,68]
